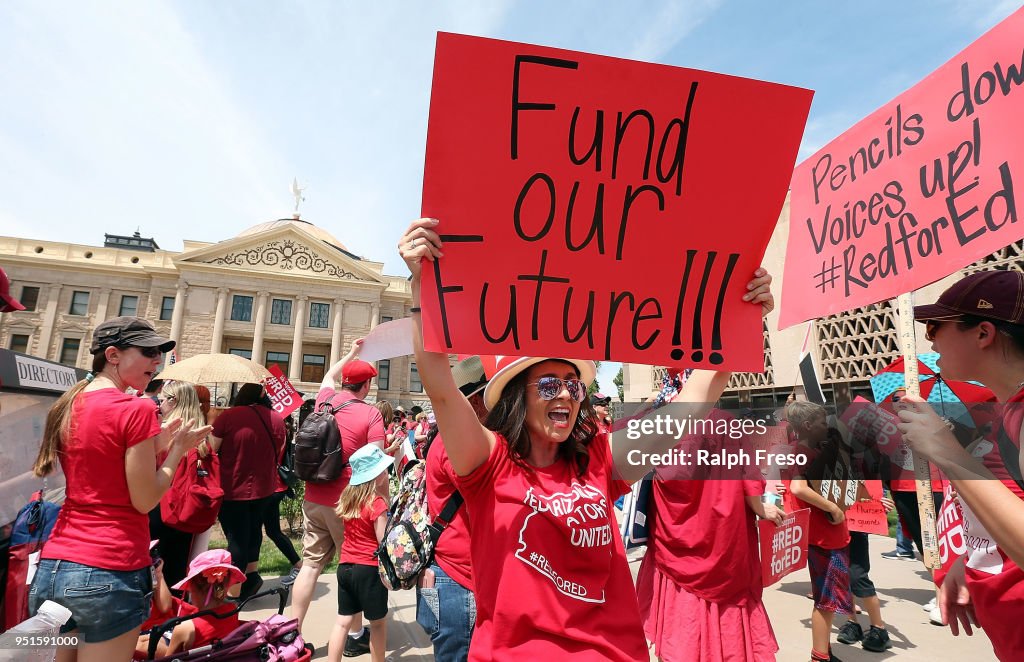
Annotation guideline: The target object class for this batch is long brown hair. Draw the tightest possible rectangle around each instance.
[485,361,598,477]
[33,352,107,476]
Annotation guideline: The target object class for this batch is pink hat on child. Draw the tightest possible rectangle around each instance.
[172,549,246,592]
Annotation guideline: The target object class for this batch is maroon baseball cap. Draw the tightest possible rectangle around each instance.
[342,359,378,385]
[0,267,25,313]
[914,270,1024,324]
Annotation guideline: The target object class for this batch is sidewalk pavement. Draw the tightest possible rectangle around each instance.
[245,541,997,661]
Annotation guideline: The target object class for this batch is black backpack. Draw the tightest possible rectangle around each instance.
[293,400,355,483]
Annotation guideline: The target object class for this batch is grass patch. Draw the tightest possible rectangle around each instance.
[208,525,337,577]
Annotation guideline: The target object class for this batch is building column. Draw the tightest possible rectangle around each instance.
[38,284,64,361]
[84,288,113,360]
[370,303,380,329]
[329,298,345,364]
[169,280,188,345]
[211,288,230,353]
[289,296,307,381]
[94,288,112,323]
[251,291,270,365]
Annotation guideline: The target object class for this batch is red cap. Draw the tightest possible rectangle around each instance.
[914,270,1024,325]
[342,359,378,384]
[0,268,25,313]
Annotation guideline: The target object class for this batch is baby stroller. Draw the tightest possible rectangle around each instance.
[144,587,313,661]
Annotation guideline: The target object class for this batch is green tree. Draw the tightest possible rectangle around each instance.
[612,367,624,401]
[587,360,602,396]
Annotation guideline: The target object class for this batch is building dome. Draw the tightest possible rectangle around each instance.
[236,217,347,251]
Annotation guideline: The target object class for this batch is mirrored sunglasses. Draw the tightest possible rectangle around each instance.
[529,377,586,402]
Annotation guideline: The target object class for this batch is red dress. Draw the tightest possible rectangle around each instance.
[635,415,778,662]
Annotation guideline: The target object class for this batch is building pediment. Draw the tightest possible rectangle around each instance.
[176,225,383,284]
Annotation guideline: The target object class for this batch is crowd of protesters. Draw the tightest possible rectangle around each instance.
[13,248,1024,662]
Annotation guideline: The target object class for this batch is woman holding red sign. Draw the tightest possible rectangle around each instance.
[897,270,1024,661]
[398,218,774,661]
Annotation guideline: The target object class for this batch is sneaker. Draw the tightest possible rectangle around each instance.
[922,597,936,611]
[344,629,371,657]
[837,620,863,644]
[880,549,915,560]
[862,626,892,652]
[930,606,945,626]
[280,566,300,587]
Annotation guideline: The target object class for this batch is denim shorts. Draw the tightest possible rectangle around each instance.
[29,559,153,643]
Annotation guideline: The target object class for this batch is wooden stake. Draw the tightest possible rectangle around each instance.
[896,292,940,569]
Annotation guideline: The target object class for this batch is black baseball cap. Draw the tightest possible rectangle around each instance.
[90,316,175,354]
[914,270,1024,324]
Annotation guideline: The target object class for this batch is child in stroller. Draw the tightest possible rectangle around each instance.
[137,549,311,661]
[136,549,243,658]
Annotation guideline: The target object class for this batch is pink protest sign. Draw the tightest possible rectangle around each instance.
[846,480,889,535]
[264,364,302,417]
[758,508,811,586]
[781,7,1024,327]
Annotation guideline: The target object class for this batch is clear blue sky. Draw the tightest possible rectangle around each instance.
[1,0,1018,394]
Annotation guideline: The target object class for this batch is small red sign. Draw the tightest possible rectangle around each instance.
[264,364,302,417]
[758,508,811,586]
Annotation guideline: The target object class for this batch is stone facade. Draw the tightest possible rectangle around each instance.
[0,218,430,408]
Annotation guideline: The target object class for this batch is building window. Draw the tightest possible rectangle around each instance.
[381,315,393,324]
[230,295,253,322]
[60,338,80,366]
[119,295,139,317]
[20,286,40,311]
[160,296,175,321]
[270,299,292,325]
[266,351,290,377]
[377,359,390,390]
[308,302,330,328]
[302,354,326,382]
[228,348,252,360]
[69,291,90,316]
[9,334,29,354]
[410,362,422,393]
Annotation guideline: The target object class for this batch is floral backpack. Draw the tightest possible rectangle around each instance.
[375,459,463,590]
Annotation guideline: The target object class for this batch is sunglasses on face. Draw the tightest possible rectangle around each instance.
[925,319,959,342]
[528,377,587,402]
[137,346,163,358]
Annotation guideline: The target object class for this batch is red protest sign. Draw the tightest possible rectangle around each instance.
[780,7,1024,328]
[758,508,811,586]
[846,480,889,535]
[264,365,302,418]
[421,33,812,369]
[935,483,966,586]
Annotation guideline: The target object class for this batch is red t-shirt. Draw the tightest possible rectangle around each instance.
[456,432,646,661]
[339,496,388,566]
[42,388,161,570]
[782,440,850,550]
[140,596,197,633]
[212,405,285,501]
[649,473,765,605]
[192,603,241,646]
[427,437,473,591]
[304,388,386,507]
[962,389,1024,659]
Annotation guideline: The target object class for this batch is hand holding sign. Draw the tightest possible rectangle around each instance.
[420,33,810,369]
